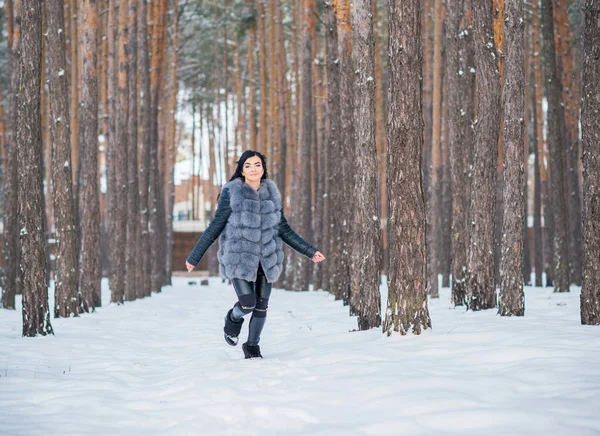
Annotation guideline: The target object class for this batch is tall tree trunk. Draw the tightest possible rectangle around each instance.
[18,0,54,336]
[275,0,288,202]
[164,0,179,286]
[78,0,101,311]
[46,0,80,318]
[532,0,553,287]
[498,0,525,316]
[447,0,472,306]
[335,0,354,302]
[580,0,600,325]
[248,24,257,152]
[532,74,543,287]
[69,0,79,189]
[372,0,387,277]
[467,0,501,311]
[149,0,166,293]
[2,0,21,310]
[541,0,569,293]
[125,0,139,301]
[288,0,314,291]
[350,0,382,329]
[383,0,431,335]
[325,1,342,297]
[428,0,443,298]
[109,0,129,303]
[257,0,268,156]
[138,0,151,297]
[554,0,583,287]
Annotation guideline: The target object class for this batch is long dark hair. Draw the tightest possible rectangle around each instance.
[229,150,268,182]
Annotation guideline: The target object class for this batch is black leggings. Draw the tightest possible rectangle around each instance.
[230,265,272,345]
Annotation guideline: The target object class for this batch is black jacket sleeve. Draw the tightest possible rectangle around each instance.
[278,211,318,259]
[186,189,231,266]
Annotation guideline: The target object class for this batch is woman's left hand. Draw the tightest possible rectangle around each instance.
[312,251,326,263]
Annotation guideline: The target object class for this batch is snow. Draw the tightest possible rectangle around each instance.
[1,278,600,435]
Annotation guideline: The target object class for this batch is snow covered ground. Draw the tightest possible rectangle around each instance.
[1,277,599,436]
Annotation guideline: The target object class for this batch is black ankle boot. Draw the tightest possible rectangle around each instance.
[242,342,263,359]
[224,309,244,346]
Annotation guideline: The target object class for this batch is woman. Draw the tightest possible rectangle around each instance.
[186,150,325,359]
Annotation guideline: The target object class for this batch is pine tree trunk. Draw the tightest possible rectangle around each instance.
[467,0,501,311]
[164,0,179,286]
[580,0,600,325]
[138,0,151,297]
[336,0,354,302]
[325,1,342,298]
[372,0,387,278]
[498,0,525,316]
[289,0,314,291]
[532,77,543,287]
[78,0,101,311]
[532,0,553,287]
[541,0,570,293]
[555,0,583,287]
[428,0,443,298]
[69,0,79,190]
[18,0,54,336]
[109,0,129,303]
[257,0,268,156]
[248,24,257,152]
[383,0,431,336]
[275,0,288,204]
[125,0,139,301]
[2,0,21,310]
[350,0,382,329]
[149,0,166,293]
[46,0,80,318]
[447,0,472,306]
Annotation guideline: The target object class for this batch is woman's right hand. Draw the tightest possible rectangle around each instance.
[185,261,195,272]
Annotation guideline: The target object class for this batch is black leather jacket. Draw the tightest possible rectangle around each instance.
[187,188,317,267]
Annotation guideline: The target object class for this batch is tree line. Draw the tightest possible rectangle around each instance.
[177,0,599,331]
[0,0,180,335]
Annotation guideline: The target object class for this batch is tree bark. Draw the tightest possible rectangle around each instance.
[428,0,443,298]
[2,0,21,310]
[447,0,473,306]
[532,67,543,287]
[325,1,342,298]
[78,0,101,311]
[541,0,570,293]
[257,0,268,157]
[46,0,80,318]
[335,0,354,302]
[247,23,257,152]
[383,0,431,335]
[109,0,129,303]
[138,0,151,297]
[532,0,553,287]
[350,0,382,329]
[580,0,600,325]
[18,0,54,336]
[467,0,501,311]
[554,0,583,287]
[372,0,387,277]
[498,0,524,316]
[288,0,314,291]
[125,0,139,301]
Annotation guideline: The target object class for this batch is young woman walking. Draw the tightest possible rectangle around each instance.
[186,150,325,359]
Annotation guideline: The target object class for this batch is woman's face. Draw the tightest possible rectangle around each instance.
[241,155,264,183]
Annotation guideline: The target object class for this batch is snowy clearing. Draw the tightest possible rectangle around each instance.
[1,278,600,435]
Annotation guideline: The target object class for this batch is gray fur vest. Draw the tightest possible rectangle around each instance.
[217,178,284,283]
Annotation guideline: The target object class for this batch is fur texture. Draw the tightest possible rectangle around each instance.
[217,178,284,283]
